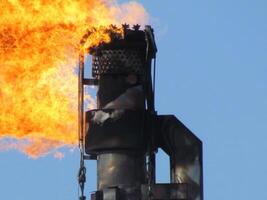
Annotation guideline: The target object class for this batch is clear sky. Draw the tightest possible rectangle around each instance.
[1,0,267,199]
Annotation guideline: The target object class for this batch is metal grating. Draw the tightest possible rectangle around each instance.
[92,49,145,77]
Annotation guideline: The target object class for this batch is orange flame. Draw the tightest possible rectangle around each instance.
[0,0,148,158]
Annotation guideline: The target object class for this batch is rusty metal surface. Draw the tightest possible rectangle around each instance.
[97,75,144,109]
[91,186,142,200]
[103,188,120,200]
[141,183,190,200]
[156,115,203,200]
[97,153,146,190]
[85,109,146,154]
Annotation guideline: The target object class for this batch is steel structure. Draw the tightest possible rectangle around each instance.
[78,25,203,200]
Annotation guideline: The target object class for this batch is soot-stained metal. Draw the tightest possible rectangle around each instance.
[78,25,203,200]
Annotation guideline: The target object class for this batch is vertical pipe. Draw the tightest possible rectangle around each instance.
[78,52,85,150]
[78,51,86,199]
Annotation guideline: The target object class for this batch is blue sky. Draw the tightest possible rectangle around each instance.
[1,1,267,199]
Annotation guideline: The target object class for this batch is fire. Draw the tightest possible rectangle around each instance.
[0,0,148,158]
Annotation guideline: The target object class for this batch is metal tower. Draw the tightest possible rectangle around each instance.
[78,25,203,200]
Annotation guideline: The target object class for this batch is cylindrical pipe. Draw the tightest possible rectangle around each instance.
[97,152,146,190]
[85,26,159,200]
